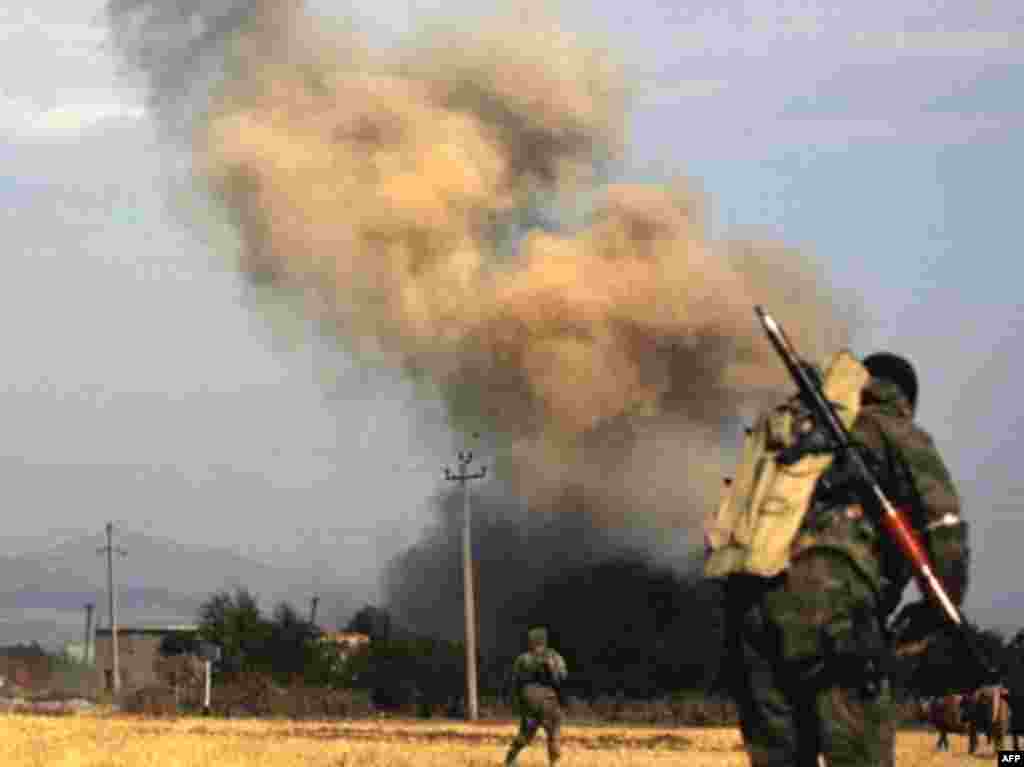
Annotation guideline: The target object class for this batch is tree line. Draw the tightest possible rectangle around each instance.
[162,589,467,712]
[176,558,726,709]
[176,576,1024,710]
[889,624,1024,698]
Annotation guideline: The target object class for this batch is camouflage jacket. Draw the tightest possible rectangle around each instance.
[510,648,568,695]
[788,377,969,615]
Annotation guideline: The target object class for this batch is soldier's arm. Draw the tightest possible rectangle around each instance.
[856,416,969,606]
[895,432,967,606]
[507,656,525,699]
[547,651,568,683]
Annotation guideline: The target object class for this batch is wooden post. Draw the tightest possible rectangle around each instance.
[97,523,126,694]
[83,604,95,665]
[444,450,486,721]
[204,660,212,714]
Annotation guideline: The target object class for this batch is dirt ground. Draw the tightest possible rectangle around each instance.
[0,713,1001,766]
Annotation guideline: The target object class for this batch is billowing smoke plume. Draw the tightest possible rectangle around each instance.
[106,1,858,532]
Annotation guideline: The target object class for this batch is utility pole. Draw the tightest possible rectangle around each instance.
[197,641,221,716]
[204,658,213,714]
[83,603,95,665]
[444,450,486,721]
[97,522,127,694]
[309,595,320,627]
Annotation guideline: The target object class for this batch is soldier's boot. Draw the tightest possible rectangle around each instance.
[505,740,526,766]
[548,739,561,766]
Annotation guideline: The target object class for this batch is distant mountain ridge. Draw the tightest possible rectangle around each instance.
[0,530,360,650]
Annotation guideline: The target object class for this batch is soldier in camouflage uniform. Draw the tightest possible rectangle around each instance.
[505,627,568,766]
[712,352,969,767]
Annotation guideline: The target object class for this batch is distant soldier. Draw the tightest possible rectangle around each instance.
[505,627,568,766]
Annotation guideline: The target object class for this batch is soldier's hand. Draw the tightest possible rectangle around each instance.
[889,599,947,650]
[957,624,1003,688]
[774,400,832,466]
[776,426,834,465]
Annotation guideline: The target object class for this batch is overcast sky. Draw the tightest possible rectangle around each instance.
[1,0,1021,622]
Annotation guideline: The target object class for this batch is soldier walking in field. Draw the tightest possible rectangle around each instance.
[505,627,568,766]
[705,348,971,767]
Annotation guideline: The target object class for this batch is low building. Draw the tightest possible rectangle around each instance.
[94,625,199,691]
[0,645,50,691]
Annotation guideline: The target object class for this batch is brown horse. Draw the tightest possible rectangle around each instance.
[921,687,1012,754]
[1007,689,1024,751]
[967,684,1011,754]
[919,694,969,751]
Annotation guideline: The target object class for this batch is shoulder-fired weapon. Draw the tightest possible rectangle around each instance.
[754,305,996,682]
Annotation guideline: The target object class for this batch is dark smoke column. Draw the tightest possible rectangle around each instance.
[445,451,487,721]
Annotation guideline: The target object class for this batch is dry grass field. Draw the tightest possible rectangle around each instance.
[0,714,1001,766]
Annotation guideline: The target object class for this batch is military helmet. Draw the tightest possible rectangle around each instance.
[527,627,548,646]
[863,352,918,411]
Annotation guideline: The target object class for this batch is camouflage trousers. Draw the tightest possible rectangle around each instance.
[722,553,896,767]
[506,685,562,765]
